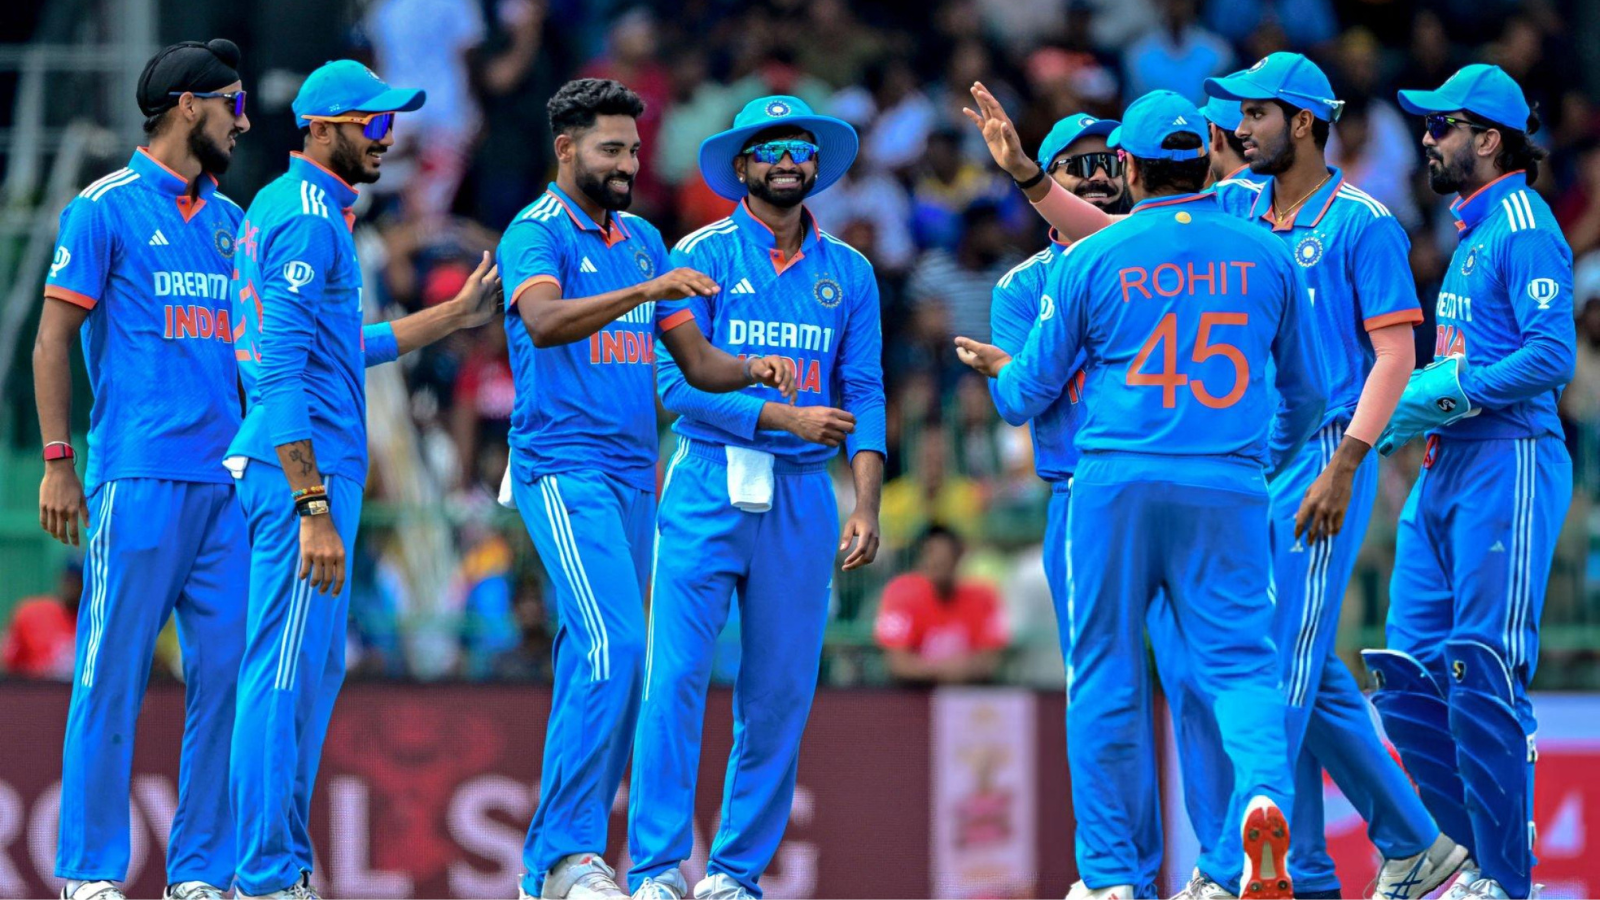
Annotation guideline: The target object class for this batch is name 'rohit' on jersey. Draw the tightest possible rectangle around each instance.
[657,200,887,466]
[1431,170,1575,440]
[44,148,245,492]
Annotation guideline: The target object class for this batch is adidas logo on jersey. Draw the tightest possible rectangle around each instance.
[580,257,598,273]
[149,229,170,247]
[1490,540,1506,553]
[730,278,756,294]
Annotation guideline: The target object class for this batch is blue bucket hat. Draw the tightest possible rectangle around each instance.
[1205,52,1343,122]
[292,60,425,129]
[1397,64,1531,132]
[1036,113,1120,170]
[698,95,859,201]
[1201,95,1243,132]
[1108,91,1208,160]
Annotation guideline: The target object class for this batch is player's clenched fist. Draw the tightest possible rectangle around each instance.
[645,267,720,301]
[39,461,89,546]
[298,514,346,595]
[954,336,1013,378]
[746,354,799,402]
[772,404,856,446]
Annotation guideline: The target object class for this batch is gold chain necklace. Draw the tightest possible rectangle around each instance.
[1273,173,1333,223]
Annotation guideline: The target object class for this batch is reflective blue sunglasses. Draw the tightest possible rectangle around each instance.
[303,111,396,141]
[171,90,247,117]
[741,139,819,165]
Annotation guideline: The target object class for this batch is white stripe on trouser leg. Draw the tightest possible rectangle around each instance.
[1290,426,1335,706]
[1064,500,1075,690]
[275,564,311,691]
[538,478,607,681]
[1522,439,1537,668]
[1510,439,1535,669]
[81,482,118,688]
[644,441,691,702]
[548,477,609,680]
[1505,441,1524,668]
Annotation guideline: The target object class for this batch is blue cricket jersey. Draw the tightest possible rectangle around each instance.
[996,192,1325,470]
[989,231,1084,483]
[498,183,694,492]
[44,148,245,493]
[657,200,887,466]
[1213,165,1423,429]
[1431,171,1575,440]
[229,153,398,483]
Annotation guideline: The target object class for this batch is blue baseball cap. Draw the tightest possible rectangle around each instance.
[1397,64,1531,132]
[292,60,425,129]
[1107,91,1208,161]
[1205,52,1343,122]
[1036,113,1120,170]
[1201,95,1243,132]
[699,95,859,201]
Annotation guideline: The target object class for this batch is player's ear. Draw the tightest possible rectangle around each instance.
[733,154,748,183]
[1476,127,1503,161]
[553,132,573,165]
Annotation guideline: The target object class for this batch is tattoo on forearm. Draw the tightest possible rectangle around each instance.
[287,442,314,477]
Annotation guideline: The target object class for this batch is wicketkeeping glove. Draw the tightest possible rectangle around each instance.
[1376,356,1474,457]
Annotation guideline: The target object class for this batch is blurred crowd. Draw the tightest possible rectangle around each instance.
[12,0,1600,685]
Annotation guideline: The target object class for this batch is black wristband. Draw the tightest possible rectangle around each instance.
[1014,166,1046,190]
[296,496,331,517]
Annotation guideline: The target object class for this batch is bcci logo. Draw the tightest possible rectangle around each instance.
[50,246,71,276]
[1078,116,1095,127]
[1461,246,1478,277]
[1039,294,1055,322]
[765,100,792,118]
[634,248,655,279]
[1249,57,1269,72]
[1528,277,1560,310]
[814,275,842,308]
[282,260,315,294]
[214,227,235,259]
[1437,397,1457,413]
[1294,235,1324,268]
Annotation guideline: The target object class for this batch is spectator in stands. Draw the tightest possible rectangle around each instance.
[910,128,1017,252]
[906,202,1021,342]
[881,422,986,549]
[579,8,672,216]
[451,313,515,491]
[807,149,916,274]
[862,55,938,176]
[1202,0,1337,52]
[468,0,564,230]
[874,525,1009,684]
[1121,0,1232,107]
[3,559,81,679]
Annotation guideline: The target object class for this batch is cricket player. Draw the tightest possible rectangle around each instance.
[496,79,794,900]
[626,95,885,900]
[1367,64,1575,900]
[227,60,503,899]
[36,39,250,900]
[957,90,1325,900]
[968,55,1464,898]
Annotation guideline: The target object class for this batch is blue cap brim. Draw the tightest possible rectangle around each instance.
[698,114,859,201]
[354,87,427,115]
[1106,125,1124,149]
[1204,72,1277,103]
[1396,88,1459,117]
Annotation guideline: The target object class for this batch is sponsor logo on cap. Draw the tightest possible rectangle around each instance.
[1249,57,1269,72]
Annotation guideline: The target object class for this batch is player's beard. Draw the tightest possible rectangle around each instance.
[188,110,233,175]
[330,129,381,185]
[1248,130,1296,176]
[1427,143,1476,194]
[1078,179,1131,214]
[576,162,634,211]
[747,168,815,209]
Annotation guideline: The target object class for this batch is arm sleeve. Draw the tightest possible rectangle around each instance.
[501,222,564,309]
[988,274,1043,427]
[654,244,765,439]
[1352,216,1425,331]
[1030,179,1116,241]
[362,322,399,367]
[995,253,1084,422]
[1344,323,1413,445]
[255,216,342,446]
[1268,257,1328,471]
[838,269,888,460]
[43,198,114,309]
[1460,228,1577,408]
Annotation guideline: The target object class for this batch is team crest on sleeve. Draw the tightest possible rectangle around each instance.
[1294,235,1324,268]
[282,260,315,294]
[634,248,655,278]
[765,99,792,118]
[813,274,843,308]
[214,227,236,259]
[51,246,71,276]
[1460,246,1478,277]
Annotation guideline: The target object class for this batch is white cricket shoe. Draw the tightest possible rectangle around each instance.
[237,872,320,899]
[632,870,688,900]
[1238,796,1292,900]
[60,882,124,900]
[1169,869,1235,900]
[1065,880,1136,899]
[1372,833,1470,899]
[1440,862,1481,900]
[540,854,628,899]
[692,873,755,900]
[163,882,227,900]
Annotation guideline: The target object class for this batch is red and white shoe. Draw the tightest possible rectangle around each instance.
[1238,795,1292,900]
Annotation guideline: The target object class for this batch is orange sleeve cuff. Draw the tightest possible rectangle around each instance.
[43,285,97,310]
[1363,309,1424,331]
[509,275,560,308]
[658,308,696,333]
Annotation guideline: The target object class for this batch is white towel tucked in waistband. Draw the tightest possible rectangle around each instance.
[725,446,774,513]
[497,454,516,509]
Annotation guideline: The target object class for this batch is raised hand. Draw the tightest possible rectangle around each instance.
[962,81,1036,182]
